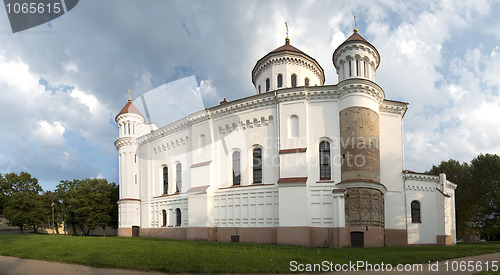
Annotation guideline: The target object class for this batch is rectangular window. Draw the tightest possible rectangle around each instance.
[233,151,241,185]
[253,148,262,183]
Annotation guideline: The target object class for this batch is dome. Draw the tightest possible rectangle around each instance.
[332,29,380,82]
[115,99,144,122]
[251,38,325,94]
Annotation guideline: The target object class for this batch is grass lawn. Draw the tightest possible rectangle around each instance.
[0,234,499,273]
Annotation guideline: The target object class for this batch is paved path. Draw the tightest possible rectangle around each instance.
[0,256,166,275]
[0,251,498,274]
[331,252,500,275]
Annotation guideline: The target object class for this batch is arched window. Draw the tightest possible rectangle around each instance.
[291,74,297,87]
[304,77,310,87]
[265,78,270,92]
[319,141,331,180]
[253,148,262,184]
[277,74,283,88]
[411,201,421,223]
[162,209,167,227]
[175,208,181,227]
[356,59,360,76]
[289,115,299,138]
[176,163,182,193]
[348,59,352,77]
[232,151,241,185]
[163,166,168,194]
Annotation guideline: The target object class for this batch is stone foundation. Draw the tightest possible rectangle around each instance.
[436,235,454,246]
[118,227,132,237]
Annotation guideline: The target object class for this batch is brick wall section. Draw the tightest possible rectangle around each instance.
[345,188,385,227]
[339,106,380,182]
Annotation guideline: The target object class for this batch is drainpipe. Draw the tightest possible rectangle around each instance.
[275,90,280,180]
[403,170,409,245]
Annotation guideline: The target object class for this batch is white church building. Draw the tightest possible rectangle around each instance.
[115,28,457,247]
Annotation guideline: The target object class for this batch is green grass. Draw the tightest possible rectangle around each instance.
[0,234,499,273]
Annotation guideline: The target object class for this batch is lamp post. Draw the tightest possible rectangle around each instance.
[51,201,55,235]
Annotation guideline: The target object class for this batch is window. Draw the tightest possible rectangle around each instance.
[232,151,241,185]
[411,201,421,223]
[265,78,270,92]
[163,166,168,194]
[175,208,181,227]
[291,74,297,87]
[176,163,181,193]
[364,60,368,77]
[277,74,283,88]
[349,60,352,77]
[258,85,261,94]
[253,148,262,183]
[356,59,360,76]
[162,209,167,227]
[304,77,310,87]
[319,141,331,180]
[289,115,299,138]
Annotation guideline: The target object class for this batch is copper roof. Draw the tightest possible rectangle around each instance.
[332,30,380,69]
[115,100,144,121]
[268,38,306,55]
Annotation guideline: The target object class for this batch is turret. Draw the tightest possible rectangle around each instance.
[335,30,386,238]
[251,37,325,94]
[333,28,380,82]
[115,91,145,236]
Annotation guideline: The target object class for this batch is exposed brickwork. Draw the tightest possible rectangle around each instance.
[345,188,385,227]
[339,106,381,182]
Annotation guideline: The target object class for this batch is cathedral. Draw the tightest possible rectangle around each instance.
[114,28,457,247]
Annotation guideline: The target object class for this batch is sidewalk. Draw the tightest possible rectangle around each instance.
[0,252,498,274]
[0,256,166,275]
[331,252,500,275]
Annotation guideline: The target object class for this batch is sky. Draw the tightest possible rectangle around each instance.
[0,0,499,191]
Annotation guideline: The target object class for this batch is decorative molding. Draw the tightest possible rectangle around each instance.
[190,160,212,168]
[405,173,439,183]
[335,179,387,194]
[114,137,138,150]
[277,177,308,187]
[253,54,325,85]
[279,148,307,154]
[380,100,408,117]
[338,81,385,103]
[218,115,274,135]
[117,198,141,202]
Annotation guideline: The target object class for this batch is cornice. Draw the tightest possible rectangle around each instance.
[335,180,387,194]
[115,137,138,150]
[380,100,408,117]
[405,173,439,183]
[338,79,385,103]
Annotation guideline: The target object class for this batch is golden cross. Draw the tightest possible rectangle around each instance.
[285,22,289,38]
[127,90,131,102]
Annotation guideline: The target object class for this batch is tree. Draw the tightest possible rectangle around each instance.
[470,154,500,240]
[428,154,500,240]
[1,172,45,233]
[58,178,116,236]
